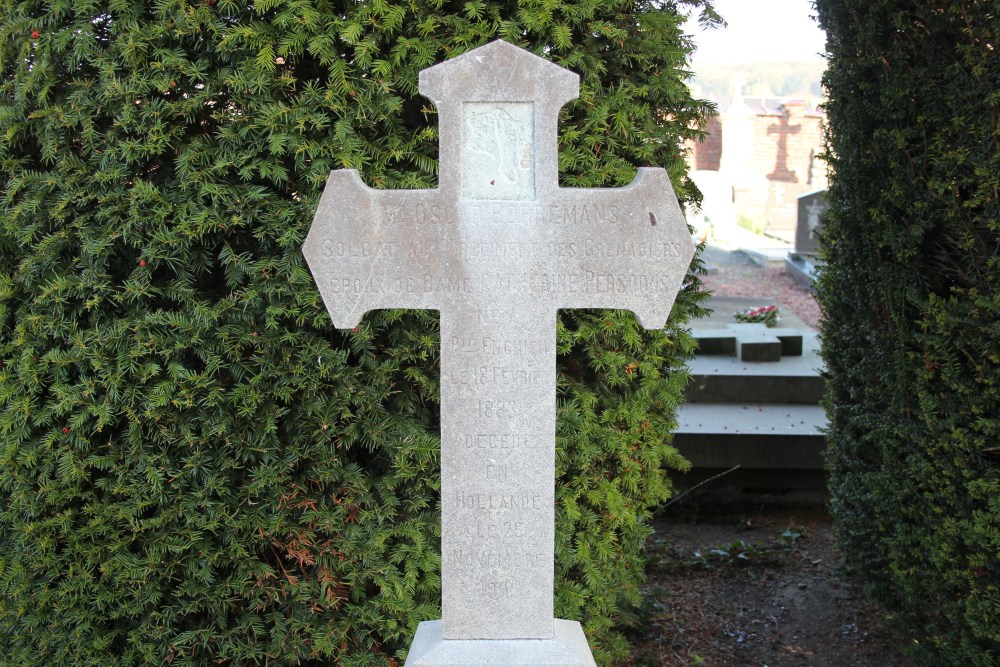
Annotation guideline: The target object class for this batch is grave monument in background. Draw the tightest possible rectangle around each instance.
[303,41,695,667]
[785,189,828,287]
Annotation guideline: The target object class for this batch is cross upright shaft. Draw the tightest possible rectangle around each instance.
[303,40,695,651]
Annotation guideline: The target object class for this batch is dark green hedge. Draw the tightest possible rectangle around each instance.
[0,1,715,664]
[816,2,1000,664]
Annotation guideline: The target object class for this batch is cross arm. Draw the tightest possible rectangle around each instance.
[302,170,454,329]
[544,168,696,328]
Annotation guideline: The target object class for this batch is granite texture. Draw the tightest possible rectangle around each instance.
[302,40,695,649]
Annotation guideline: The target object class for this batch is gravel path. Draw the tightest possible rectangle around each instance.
[699,244,822,331]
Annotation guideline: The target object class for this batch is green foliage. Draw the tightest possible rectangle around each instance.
[815,2,1000,665]
[0,0,715,664]
[736,212,766,236]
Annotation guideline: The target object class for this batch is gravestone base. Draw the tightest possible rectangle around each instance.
[784,252,821,289]
[404,620,597,667]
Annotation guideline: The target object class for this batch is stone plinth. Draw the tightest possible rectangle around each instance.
[406,620,596,667]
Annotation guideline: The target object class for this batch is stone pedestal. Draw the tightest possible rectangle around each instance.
[405,620,597,667]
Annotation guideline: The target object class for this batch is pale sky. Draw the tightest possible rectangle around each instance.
[684,0,827,64]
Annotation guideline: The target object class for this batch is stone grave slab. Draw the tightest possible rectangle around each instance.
[684,329,827,405]
[690,298,809,363]
[677,296,827,492]
[302,40,695,667]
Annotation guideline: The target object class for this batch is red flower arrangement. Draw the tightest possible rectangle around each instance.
[734,304,781,327]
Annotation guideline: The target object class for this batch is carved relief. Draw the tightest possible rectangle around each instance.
[462,102,535,201]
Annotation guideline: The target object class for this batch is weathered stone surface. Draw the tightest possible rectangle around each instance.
[302,39,695,660]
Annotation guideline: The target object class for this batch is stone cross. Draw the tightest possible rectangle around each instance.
[303,40,694,667]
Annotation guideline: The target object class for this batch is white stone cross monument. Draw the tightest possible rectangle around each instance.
[303,40,694,667]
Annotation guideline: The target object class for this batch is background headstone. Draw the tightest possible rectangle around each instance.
[764,180,812,241]
[795,189,828,256]
[785,189,827,286]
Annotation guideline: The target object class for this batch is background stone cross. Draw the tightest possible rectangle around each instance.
[303,40,694,666]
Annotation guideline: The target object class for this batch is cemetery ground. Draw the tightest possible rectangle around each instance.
[698,238,821,331]
[632,505,915,667]
[625,240,913,666]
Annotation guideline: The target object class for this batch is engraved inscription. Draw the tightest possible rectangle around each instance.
[324,275,470,295]
[498,273,583,294]
[448,547,545,568]
[446,366,544,386]
[460,241,536,259]
[380,202,452,226]
[406,239,440,257]
[464,202,621,226]
[552,204,621,225]
[583,239,684,258]
[322,240,396,259]
[477,400,515,419]
[486,463,509,479]
[477,311,508,324]
[458,520,526,539]
[318,236,683,267]
[496,271,685,295]
[453,494,542,511]
[480,580,513,596]
[461,433,532,449]
[452,238,685,261]
[447,335,548,356]
[548,241,578,257]
[584,272,678,293]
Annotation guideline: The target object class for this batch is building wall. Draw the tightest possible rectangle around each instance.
[686,101,825,187]
[751,102,825,185]
[689,114,722,171]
